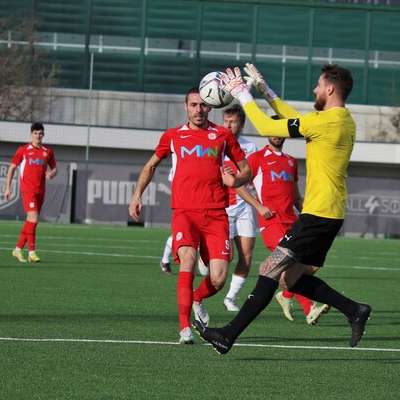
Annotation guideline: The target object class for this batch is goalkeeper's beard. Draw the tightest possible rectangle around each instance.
[314,96,326,111]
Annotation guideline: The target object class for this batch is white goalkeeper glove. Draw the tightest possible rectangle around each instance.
[243,62,278,103]
[220,67,253,105]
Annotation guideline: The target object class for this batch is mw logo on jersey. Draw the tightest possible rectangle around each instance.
[271,170,294,182]
[29,158,45,166]
[181,145,219,159]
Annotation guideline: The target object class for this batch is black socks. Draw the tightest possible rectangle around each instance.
[223,276,278,341]
[291,274,359,319]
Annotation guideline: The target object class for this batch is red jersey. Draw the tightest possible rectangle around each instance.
[155,121,245,209]
[247,145,298,225]
[12,144,56,194]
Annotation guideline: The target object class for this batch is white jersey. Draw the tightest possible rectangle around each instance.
[225,136,257,210]
[225,136,257,239]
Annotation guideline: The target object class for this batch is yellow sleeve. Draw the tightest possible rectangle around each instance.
[270,98,302,119]
[243,101,292,138]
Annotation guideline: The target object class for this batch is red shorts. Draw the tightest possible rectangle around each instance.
[260,222,293,252]
[21,192,45,213]
[171,209,230,265]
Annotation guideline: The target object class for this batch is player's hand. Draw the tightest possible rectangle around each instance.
[243,63,278,102]
[45,171,53,180]
[129,196,142,221]
[4,188,12,200]
[257,205,275,219]
[220,166,236,188]
[220,67,253,104]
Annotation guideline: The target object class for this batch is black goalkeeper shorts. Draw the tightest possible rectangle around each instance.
[278,213,343,267]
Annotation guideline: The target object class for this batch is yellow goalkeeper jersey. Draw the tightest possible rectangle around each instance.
[243,99,356,219]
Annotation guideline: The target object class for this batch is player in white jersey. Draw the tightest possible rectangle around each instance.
[222,105,258,311]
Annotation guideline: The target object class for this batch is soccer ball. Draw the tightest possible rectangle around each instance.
[199,71,233,108]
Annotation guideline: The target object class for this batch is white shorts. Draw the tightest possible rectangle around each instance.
[226,202,257,240]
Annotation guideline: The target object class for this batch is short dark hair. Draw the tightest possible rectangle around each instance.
[31,122,44,132]
[321,64,353,101]
[185,87,199,104]
[223,104,246,126]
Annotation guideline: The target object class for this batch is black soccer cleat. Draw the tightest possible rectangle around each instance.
[349,303,372,347]
[159,261,172,275]
[192,319,233,355]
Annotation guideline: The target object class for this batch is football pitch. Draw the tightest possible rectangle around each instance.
[0,221,399,400]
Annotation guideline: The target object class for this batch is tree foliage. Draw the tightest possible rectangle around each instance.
[0,17,57,122]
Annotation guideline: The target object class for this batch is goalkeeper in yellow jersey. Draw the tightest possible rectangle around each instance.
[193,63,372,354]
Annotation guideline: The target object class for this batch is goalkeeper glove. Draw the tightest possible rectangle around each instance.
[220,67,253,105]
[243,62,278,103]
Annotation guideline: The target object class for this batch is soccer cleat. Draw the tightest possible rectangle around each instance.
[192,301,210,327]
[275,291,295,322]
[179,327,194,344]
[196,257,209,276]
[223,297,240,312]
[193,319,232,355]
[12,249,27,263]
[349,303,372,347]
[159,261,172,274]
[306,303,331,325]
[28,251,40,263]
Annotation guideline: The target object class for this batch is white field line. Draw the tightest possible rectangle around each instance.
[0,336,399,353]
[0,240,158,251]
[0,247,399,270]
[0,247,159,259]
[0,234,155,244]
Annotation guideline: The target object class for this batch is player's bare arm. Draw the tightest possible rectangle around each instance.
[221,159,250,188]
[129,153,162,221]
[46,167,57,180]
[4,163,17,200]
[236,186,274,219]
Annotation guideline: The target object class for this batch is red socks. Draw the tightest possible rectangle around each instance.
[294,294,312,315]
[16,222,28,249]
[283,289,312,315]
[16,221,38,250]
[193,276,218,303]
[177,271,194,330]
[25,221,38,251]
[282,290,294,299]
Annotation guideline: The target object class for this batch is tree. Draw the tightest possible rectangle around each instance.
[0,16,57,122]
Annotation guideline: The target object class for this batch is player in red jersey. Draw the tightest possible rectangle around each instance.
[238,133,329,325]
[129,88,251,344]
[4,122,57,263]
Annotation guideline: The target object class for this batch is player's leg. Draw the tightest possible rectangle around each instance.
[172,210,199,344]
[160,235,173,274]
[193,210,230,323]
[224,235,255,311]
[259,223,296,321]
[280,218,371,346]
[194,215,371,352]
[13,192,39,263]
[224,205,256,311]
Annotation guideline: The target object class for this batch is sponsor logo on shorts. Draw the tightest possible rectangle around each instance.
[29,202,35,209]
[176,232,183,241]
[284,234,292,241]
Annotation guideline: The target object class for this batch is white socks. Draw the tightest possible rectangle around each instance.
[161,235,173,264]
[225,274,246,300]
